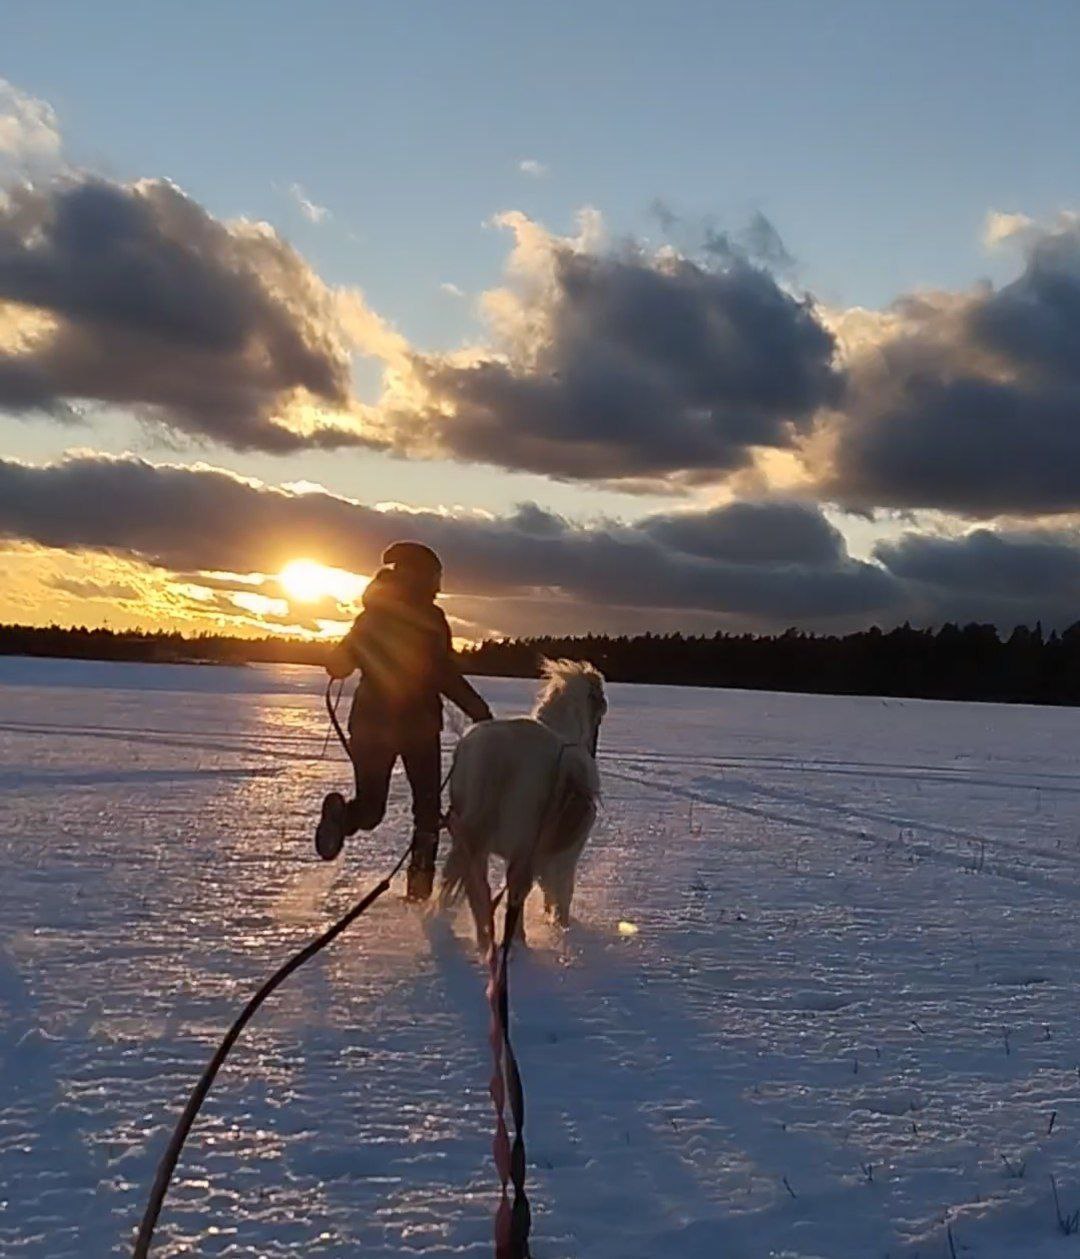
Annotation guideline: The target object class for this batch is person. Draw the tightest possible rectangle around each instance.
[315,540,493,901]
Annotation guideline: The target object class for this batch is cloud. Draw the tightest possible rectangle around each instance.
[378,210,839,487]
[877,527,1080,597]
[875,526,1080,627]
[637,499,845,566]
[0,453,899,629]
[651,203,795,272]
[518,159,548,178]
[982,209,1034,250]
[0,79,61,162]
[4,116,1080,525]
[287,182,330,224]
[50,573,144,602]
[818,212,1080,516]
[440,282,466,298]
[10,453,1080,635]
[0,174,386,451]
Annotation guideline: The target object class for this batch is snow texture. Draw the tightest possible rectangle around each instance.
[3,657,1080,1257]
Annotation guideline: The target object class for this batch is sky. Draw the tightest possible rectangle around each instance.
[2,0,1080,642]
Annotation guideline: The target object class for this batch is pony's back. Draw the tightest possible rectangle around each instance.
[448,716,564,862]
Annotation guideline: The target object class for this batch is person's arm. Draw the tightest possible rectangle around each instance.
[437,614,493,722]
[324,615,363,680]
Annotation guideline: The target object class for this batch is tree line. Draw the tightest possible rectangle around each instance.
[0,623,328,667]
[4,619,1080,705]
[459,621,1080,706]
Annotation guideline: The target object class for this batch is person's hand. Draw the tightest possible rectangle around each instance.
[325,650,351,681]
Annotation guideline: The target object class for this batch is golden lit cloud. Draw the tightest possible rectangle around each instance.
[229,590,290,618]
[0,542,367,640]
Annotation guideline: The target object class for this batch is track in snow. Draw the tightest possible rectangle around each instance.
[4,661,1080,1257]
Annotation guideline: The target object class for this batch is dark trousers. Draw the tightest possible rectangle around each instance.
[344,726,442,847]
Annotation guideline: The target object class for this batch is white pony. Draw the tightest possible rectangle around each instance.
[441,659,606,948]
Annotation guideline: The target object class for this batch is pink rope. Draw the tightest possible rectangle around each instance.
[485,889,531,1258]
[486,893,514,1257]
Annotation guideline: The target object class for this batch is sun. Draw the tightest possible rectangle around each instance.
[278,559,367,605]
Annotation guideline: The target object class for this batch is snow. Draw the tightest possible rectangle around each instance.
[3,657,1080,1257]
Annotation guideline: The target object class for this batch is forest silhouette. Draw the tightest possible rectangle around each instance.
[4,619,1080,706]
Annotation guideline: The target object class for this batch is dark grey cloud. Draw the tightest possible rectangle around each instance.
[7,163,1080,521]
[637,500,844,566]
[972,226,1080,380]
[1,179,841,487]
[11,453,1080,633]
[402,225,839,485]
[826,216,1080,516]
[877,527,1080,597]
[875,527,1080,627]
[0,176,373,451]
[0,454,896,629]
[829,377,1080,517]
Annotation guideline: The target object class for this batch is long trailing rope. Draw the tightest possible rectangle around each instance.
[135,678,573,1259]
[131,677,410,1258]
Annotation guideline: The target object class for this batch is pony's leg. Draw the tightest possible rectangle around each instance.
[463,854,493,952]
[514,892,527,947]
[505,865,532,947]
[503,890,528,953]
[440,814,493,951]
[540,852,578,928]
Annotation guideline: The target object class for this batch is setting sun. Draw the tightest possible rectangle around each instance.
[278,559,368,606]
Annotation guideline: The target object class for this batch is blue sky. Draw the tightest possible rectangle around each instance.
[9,0,1079,328]
[2,2,1080,638]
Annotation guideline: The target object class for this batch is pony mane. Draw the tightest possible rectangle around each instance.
[532,658,607,739]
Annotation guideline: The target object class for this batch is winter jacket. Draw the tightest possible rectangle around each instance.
[328,570,491,746]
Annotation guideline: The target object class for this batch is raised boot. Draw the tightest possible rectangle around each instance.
[315,791,347,860]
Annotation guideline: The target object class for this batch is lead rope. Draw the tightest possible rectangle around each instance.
[132,677,408,1258]
[132,838,412,1258]
[324,674,351,758]
[320,677,346,759]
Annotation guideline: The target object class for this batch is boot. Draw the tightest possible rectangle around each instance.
[405,829,439,901]
[315,791,347,860]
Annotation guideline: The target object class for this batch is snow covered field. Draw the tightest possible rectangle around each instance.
[3,657,1080,1258]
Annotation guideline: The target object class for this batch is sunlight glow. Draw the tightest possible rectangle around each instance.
[279,559,368,606]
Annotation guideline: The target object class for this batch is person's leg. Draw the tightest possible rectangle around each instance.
[315,730,395,860]
[401,735,442,900]
[345,733,396,834]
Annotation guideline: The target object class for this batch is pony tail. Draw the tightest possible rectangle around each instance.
[439,837,470,906]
